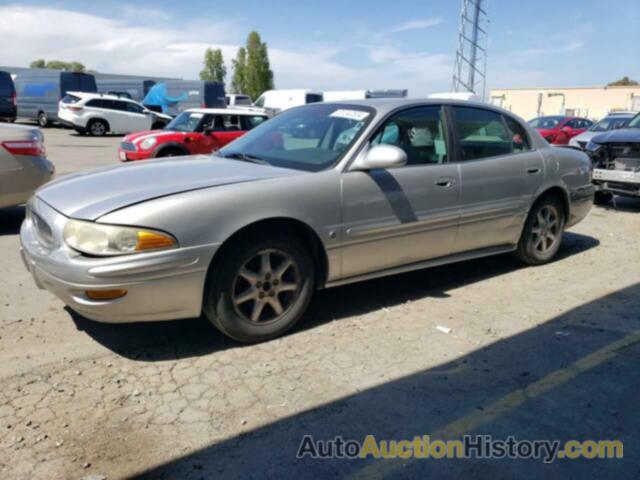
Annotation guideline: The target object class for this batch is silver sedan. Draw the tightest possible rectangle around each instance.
[20,99,594,342]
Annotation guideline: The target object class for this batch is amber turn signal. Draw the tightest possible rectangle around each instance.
[85,289,128,300]
[136,231,176,251]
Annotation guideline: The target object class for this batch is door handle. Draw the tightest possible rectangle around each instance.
[435,178,455,188]
[526,167,541,174]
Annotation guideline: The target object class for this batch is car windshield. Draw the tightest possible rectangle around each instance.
[590,116,632,132]
[628,114,640,129]
[528,116,565,129]
[165,112,204,132]
[218,103,374,172]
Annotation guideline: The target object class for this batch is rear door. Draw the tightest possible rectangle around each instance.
[450,106,543,253]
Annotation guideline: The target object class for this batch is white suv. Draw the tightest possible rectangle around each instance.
[58,92,162,136]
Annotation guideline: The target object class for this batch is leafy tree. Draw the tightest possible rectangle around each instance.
[231,47,247,94]
[29,59,86,72]
[199,48,227,83]
[608,76,639,86]
[244,31,274,100]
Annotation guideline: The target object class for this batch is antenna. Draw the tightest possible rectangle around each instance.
[452,0,489,100]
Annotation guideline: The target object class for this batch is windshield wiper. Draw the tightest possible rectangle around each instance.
[222,152,268,165]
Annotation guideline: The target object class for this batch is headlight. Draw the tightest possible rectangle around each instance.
[140,138,157,150]
[63,219,177,256]
[585,141,601,152]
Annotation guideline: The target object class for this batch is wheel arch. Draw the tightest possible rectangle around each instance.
[533,185,570,219]
[87,117,110,132]
[208,217,330,289]
[152,142,190,157]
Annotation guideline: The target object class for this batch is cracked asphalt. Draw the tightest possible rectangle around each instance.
[1,128,639,479]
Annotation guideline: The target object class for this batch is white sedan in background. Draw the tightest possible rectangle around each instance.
[569,112,636,150]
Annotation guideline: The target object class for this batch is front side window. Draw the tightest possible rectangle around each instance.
[370,106,448,165]
[126,102,144,114]
[254,96,265,108]
[503,116,532,153]
[241,115,268,130]
[452,107,513,160]
[219,103,373,172]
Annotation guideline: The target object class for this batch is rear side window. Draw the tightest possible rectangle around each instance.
[0,72,14,97]
[452,107,513,160]
[61,94,81,104]
[85,99,104,108]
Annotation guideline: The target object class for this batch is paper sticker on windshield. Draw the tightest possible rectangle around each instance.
[190,113,204,118]
[330,109,370,121]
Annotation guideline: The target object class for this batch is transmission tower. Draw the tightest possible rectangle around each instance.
[452,0,489,99]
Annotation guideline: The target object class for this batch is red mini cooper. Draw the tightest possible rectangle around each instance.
[118,108,269,161]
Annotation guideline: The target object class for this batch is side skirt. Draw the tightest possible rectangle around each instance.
[323,244,517,289]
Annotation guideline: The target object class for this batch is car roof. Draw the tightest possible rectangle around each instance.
[316,98,523,117]
[186,108,268,116]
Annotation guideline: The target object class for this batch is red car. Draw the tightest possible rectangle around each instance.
[119,108,269,161]
[528,116,593,145]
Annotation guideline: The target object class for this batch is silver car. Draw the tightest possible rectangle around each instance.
[0,123,54,208]
[569,112,636,150]
[20,100,594,342]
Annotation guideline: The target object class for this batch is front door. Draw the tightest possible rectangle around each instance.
[340,105,461,279]
[450,106,544,253]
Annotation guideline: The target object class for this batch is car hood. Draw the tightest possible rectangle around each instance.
[123,130,175,143]
[572,130,597,142]
[591,128,640,144]
[37,155,304,220]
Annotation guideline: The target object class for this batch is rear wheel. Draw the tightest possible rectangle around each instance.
[594,191,613,205]
[516,196,566,265]
[88,119,108,137]
[203,236,315,343]
[37,111,49,128]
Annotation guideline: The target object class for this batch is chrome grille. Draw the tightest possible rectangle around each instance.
[120,142,137,152]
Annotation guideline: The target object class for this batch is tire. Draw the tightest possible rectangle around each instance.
[515,195,566,266]
[88,119,108,137]
[37,112,49,128]
[156,148,184,158]
[203,235,315,343]
[594,191,613,205]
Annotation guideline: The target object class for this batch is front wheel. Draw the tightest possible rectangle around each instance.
[203,236,315,343]
[594,191,613,205]
[515,196,566,265]
[37,112,49,128]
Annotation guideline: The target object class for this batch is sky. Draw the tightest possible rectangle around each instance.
[0,0,638,98]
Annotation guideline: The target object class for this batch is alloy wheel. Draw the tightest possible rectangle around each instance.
[531,205,560,253]
[231,249,301,324]
[91,122,106,136]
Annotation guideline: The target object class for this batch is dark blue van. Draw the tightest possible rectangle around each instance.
[0,71,16,122]
[14,70,97,126]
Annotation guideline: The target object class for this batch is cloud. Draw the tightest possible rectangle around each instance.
[390,18,443,33]
[0,5,453,97]
[521,40,584,57]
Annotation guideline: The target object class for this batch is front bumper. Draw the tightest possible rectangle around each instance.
[593,168,640,197]
[118,147,152,162]
[20,197,219,323]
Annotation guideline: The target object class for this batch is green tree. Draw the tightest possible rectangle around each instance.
[231,47,247,94]
[608,76,639,86]
[245,31,274,100]
[200,48,226,83]
[30,59,46,68]
[29,59,86,72]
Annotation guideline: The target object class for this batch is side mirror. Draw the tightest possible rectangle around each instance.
[351,144,408,171]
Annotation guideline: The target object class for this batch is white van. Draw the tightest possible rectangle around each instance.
[253,89,323,115]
